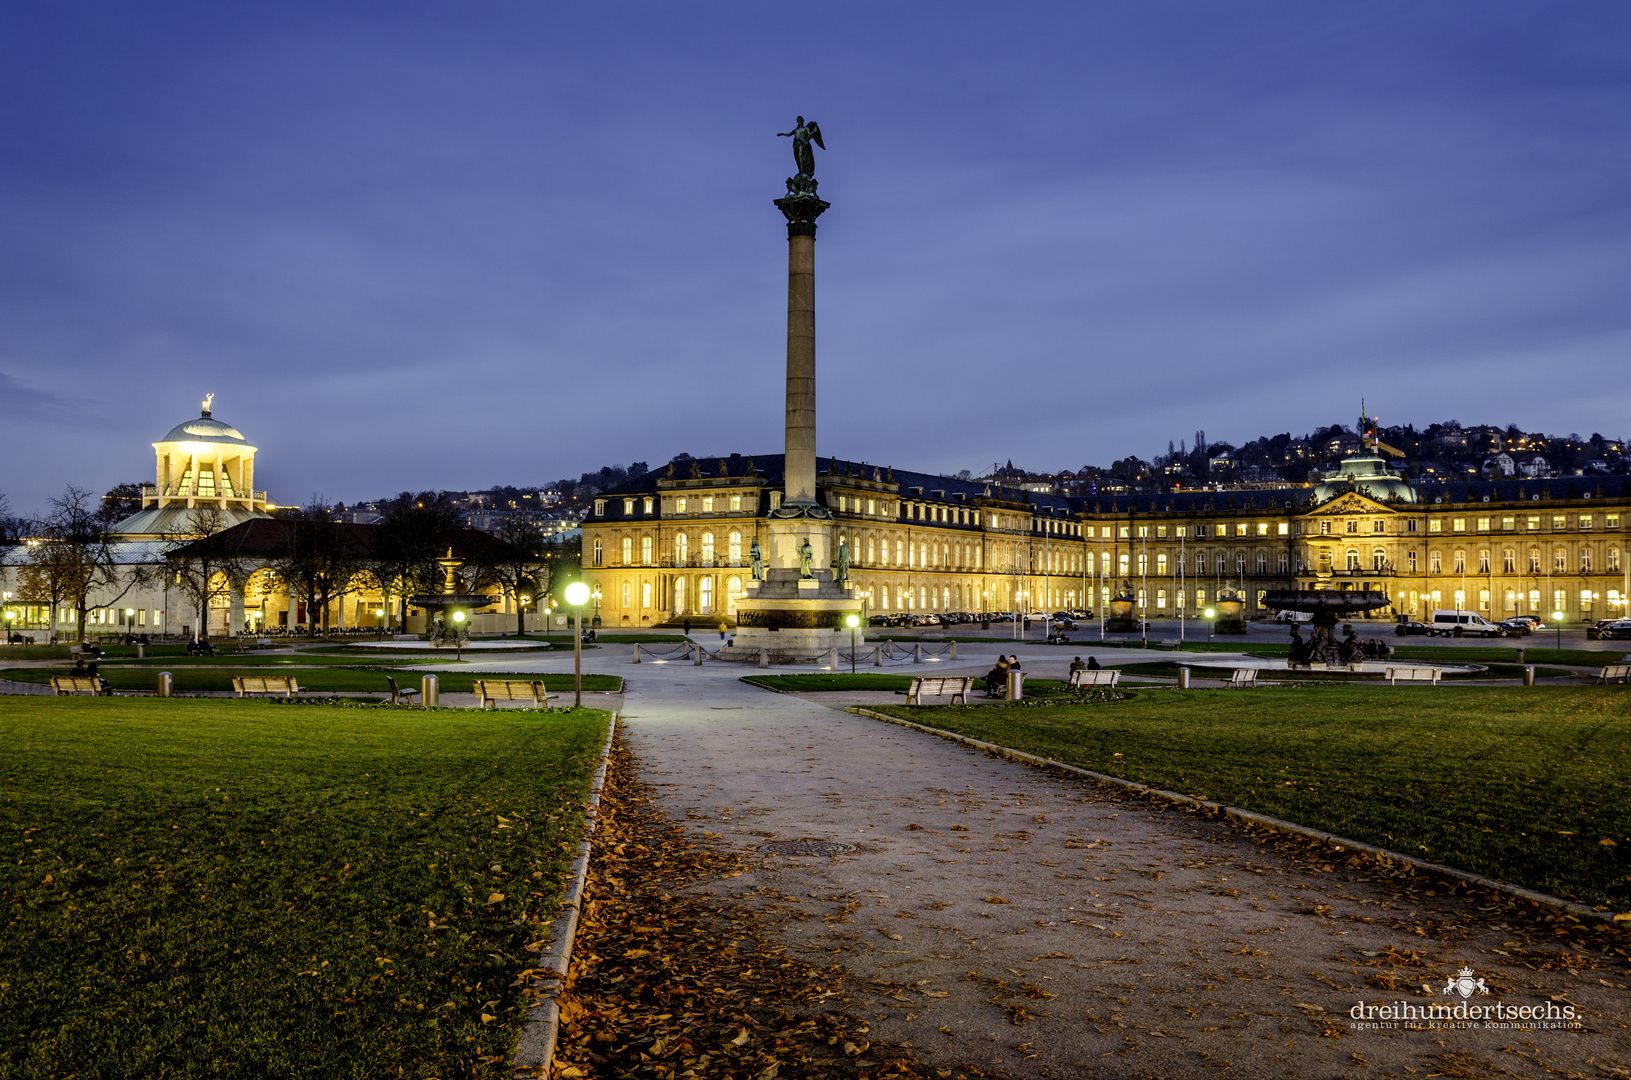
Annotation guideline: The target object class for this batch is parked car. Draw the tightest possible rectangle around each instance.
[1506,615,1543,631]
[1588,619,1631,640]
[1050,613,1079,630]
[1429,609,1507,638]
[868,614,893,627]
[1497,618,1533,635]
[1394,620,1433,636]
[1591,620,1631,641]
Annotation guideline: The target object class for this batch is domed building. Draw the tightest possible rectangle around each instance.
[109,395,275,539]
[1311,453,1418,505]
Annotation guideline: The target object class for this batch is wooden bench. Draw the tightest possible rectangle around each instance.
[231,675,303,698]
[1385,665,1443,685]
[1068,668,1121,688]
[51,675,106,696]
[904,676,973,705]
[1594,664,1630,685]
[386,676,420,705]
[474,679,556,709]
[1224,668,1259,689]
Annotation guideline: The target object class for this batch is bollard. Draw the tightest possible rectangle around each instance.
[421,674,438,707]
[1523,665,1535,687]
[694,645,704,666]
[1515,647,1524,665]
[1178,666,1191,690]
[949,641,957,661]
[136,643,145,659]
[758,647,768,669]
[157,671,172,697]
[632,644,641,663]
[874,645,882,667]
[1007,669,1024,701]
[914,643,922,664]
[824,647,835,670]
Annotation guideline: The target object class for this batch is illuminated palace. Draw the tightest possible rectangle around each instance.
[579,452,1630,627]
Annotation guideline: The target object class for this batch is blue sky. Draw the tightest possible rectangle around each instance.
[3,2,1629,513]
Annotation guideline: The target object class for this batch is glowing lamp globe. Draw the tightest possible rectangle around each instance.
[452,610,466,623]
[565,582,591,607]
[845,614,860,628]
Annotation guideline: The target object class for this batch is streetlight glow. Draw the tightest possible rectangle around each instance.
[565,581,591,607]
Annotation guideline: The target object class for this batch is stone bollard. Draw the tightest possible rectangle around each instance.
[1515,647,1524,665]
[157,671,172,697]
[1178,666,1191,690]
[914,643,922,664]
[632,644,641,663]
[1007,669,1024,701]
[949,641,957,660]
[694,645,704,666]
[421,674,439,707]
[1523,665,1535,687]
[136,643,145,659]
[873,646,882,667]
[827,647,837,670]
[758,647,768,669]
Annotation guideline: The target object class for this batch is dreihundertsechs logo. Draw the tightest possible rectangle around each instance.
[1442,966,1491,999]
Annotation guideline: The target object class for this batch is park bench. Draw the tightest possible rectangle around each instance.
[231,675,303,698]
[473,679,555,709]
[1068,668,1121,688]
[1224,669,1259,689]
[1593,664,1630,685]
[50,675,107,696]
[1385,665,1443,686]
[903,676,973,705]
[386,676,420,705]
[255,637,273,648]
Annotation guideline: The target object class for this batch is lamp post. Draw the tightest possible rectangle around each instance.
[1553,609,1565,651]
[592,587,602,629]
[452,609,466,662]
[846,613,860,674]
[375,608,384,641]
[1205,606,1216,646]
[565,581,590,708]
[3,608,14,646]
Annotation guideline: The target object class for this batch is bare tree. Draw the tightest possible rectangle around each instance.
[372,492,461,632]
[473,518,550,635]
[21,486,154,644]
[271,500,363,638]
[163,505,245,642]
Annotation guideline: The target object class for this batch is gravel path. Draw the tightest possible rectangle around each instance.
[618,662,1629,1079]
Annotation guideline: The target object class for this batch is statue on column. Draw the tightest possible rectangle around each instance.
[749,540,765,581]
[798,537,814,579]
[777,116,825,185]
[835,540,850,583]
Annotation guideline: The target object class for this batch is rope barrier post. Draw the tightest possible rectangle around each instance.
[873,646,882,667]
[949,641,957,660]
[914,643,922,663]
[632,644,640,663]
[826,647,837,670]
[758,647,768,669]
[694,645,703,666]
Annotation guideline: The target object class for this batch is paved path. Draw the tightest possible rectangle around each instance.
[609,653,1627,1080]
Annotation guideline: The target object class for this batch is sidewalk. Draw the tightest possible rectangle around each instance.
[615,660,1628,1079]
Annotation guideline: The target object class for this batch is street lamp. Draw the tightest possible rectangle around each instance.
[1204,606,1216,646]
[565,581,591,708]
[375,608,384,640]
[1553,609,1565,651]
[452,609,466,662]
[845,613,860,674]
[3,608,15,646]
[592,586,603,629]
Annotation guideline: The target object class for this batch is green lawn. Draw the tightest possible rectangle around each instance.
[0,697,610,1078]
[2,668,623,695]
[871,687,1631,909]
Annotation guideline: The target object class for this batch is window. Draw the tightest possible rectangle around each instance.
[592,539,602,566]
[1278,552,1288,574]
[1257,523,1269,536]
[1476,517,1490,532]
[1504,588,1516,611]
[1176,525,1188,538]
[1553,515,1566,530]
[770,492,781,511]
[1608,514,1620,529]
[1137,553,1147,575]
[1407,519,1419,533]
[1347,549,1361,571]
[622,537,633,565]
[1119,526,1130,539]
[674,533,688,564]
[1502,549,1515,574]
[1581,548,1592,573]
[1429,519,1442,533]
[730,495,742,512]
[1554,546,1566,572]
[865,536,875,564]
[1277,523,1289,536]
[1195,525,1208,538]
[624,498,634,515]
[701,532,715,566]
[1554,588,1567,615]
[1429,551,1442,573]
[1156,588,1167,609]
[1610,547,1621,572]
[1502,516,1515,531]
[1527,515,1541,530]
[1372,549,1386,572]
[727,577,743,615]
[1139,526,1150,538]
[594,499,605,517]
[641,536,653,565]
[1373,520,1385,533]
[1156,553,1168,575]
[1236,554,1246,577]
[1119,553,1130,576]
[643,497,653,514]
[675,498,687,513]
[867,498,876,515]
[1257,552,1268,574]
[1407,551,1418,573]
[699,577,713,615]
[672,578,686,616]
[1581,589,1593,614]
[702,496,714,513]
[1479,588,1490,611]
[1528,548,1540,573]
[729,531,742,563]
[621,583,631,609]
[641,582,652,608]
[1580,514,1593,530]
[1453,550,1465,573]
[1477,550,1490,574]
[895,539,903,565]
[1529,588,1540,613]
[1453,518,1466,533]
[1216,553,1227,575]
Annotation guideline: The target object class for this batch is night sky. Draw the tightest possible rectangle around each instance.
[3,2,1629,514]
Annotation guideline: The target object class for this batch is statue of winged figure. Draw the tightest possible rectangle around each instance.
[777,116,825,181]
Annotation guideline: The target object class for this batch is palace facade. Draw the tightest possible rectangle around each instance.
[581,453,1631,628]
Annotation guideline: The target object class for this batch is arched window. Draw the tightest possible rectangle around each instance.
[672,577,686,615]
[1372,548,1386,572]
[1156,553,1168,575]
[1610,546,1622,572]
[674,533,688,565]
[1502,549,1515,574]
[641,535,653,565]
[1528,548,1541,573]
[726,576,742,615]
[622,537,632,565]
[701,532,715,566]
[592,539,602,566]
[1452,549,1465,574]
[1346,549,1361,571]
[729,531,742,563]
[1581,548,1593,573]
[866,536,875,564]
[699,576,713,614]
[1477,550,1489,574]
[1553,546,1566,572]
[1429,551,1441,573]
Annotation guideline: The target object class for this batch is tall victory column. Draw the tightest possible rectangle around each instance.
[731,117,861,651]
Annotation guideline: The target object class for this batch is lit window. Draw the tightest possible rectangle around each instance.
[592,539,602,566]
[1452,518,1466,533]
[594,499,606,517]
[730,495,742,512]
[729,531,742,562]
[1430,551,1442,574]
[1277,523,1288,536]
[676,498,687,513]
[1256,523,1268,536]
[1476,517,1490,532]
[641,582,652,608]
[1553,515,1566,530]
[1156,525,1168,538]
[1501,516,1515,531]
[1236,523,1248,537]
[1580,514,1593,530]
[643,497,654,514]
[702,496,714,513]
[1527,516,1540,530]
[1429,519,1442,533]
[624,498,634,515]
[641,536,653,565]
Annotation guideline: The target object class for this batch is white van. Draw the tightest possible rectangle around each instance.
[1429,610,1505,638]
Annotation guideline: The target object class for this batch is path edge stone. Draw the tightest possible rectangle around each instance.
[513,710,620,1077]
[846,705,1623,925]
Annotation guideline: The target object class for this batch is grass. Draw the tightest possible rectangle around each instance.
[1109,661,1576,681]
[93,654,459,668]
[870,686,1631,909]
[1,668,624,694]
[0,697,610,1078]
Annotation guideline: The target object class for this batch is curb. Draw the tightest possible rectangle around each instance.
[512,710,620,1077]
[845,706,1623,925]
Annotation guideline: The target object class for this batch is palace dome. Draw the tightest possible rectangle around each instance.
[1312,454,1418,504]
[158,411,249,446]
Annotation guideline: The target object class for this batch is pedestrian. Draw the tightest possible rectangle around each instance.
[1069,656,1087,674]
[719,621,728,642]
[1086,656,1101,670]
[683,618,691,635]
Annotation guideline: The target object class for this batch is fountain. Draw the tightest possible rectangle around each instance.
[410,549,496,660]
[1262,589,1393,668]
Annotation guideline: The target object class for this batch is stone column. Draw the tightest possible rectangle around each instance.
[784,230,817,506]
